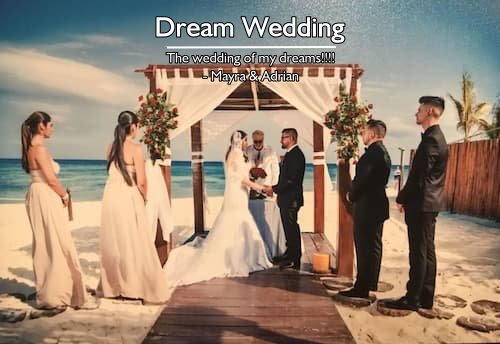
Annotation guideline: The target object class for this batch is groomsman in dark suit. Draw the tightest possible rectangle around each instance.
[263,128,306,270]
[387,96,448,311]
[340,120,391,298]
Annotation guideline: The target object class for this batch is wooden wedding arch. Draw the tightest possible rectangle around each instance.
[135,63,364,278]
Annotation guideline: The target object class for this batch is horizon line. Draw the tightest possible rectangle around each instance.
[165,45,337,49]
[0,157,410,166]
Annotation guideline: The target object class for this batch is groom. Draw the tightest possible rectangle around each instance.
[263,128,306,270]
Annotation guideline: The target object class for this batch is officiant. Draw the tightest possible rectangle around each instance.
[247,130,286,258]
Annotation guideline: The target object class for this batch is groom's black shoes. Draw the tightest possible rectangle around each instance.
[338,288,369,299]
[272,254,288,265]
[279,259,300,270]
[384,296,418,311]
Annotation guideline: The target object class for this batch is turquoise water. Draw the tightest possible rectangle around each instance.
[0,159,407,203]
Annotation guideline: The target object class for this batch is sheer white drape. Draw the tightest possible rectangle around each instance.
[156,68,243,140]
[259,66,349,124]
[156,68,244,218]
[200,111,251,146]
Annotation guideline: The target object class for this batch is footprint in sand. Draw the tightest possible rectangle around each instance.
[417,307,454,320]
[434,294,467,309]
[29,307,66,319]
[471,300,500,317]
[456,316,500,332]
[0,308,27,323]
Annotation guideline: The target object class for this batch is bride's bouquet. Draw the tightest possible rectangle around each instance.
[136,88,179,163]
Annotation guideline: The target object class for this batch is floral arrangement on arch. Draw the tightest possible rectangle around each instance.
[136,88,179,163]
[324,83,374,162]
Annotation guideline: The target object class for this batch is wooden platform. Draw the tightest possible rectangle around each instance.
[143,233,354,344]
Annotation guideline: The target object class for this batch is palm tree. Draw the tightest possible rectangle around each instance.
[448,73,492,141]
[481,97,500,139]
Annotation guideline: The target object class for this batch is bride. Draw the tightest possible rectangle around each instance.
[164,130,272,287]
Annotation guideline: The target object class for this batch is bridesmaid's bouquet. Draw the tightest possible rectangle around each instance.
[136,88,179,163]
[324,83,374,162]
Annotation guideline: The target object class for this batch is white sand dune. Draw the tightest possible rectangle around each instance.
[0,192,499,343]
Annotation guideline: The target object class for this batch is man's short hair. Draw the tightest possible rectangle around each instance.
[419,96,445,117]
[252,130,264,137]
[282,128,298,142]
[366,119,387,138]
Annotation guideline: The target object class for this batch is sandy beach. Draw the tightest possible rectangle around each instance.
[0,191,499,343]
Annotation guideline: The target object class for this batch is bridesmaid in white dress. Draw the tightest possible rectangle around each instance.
[22,111,96,309]
[98,111,169,303]
[164,131,272,287]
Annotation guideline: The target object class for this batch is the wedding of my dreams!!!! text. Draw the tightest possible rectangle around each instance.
[156,16,345,84]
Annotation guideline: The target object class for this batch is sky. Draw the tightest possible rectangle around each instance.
[0,0,498,163]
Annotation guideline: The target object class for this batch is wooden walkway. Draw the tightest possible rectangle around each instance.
[144,233,354,343]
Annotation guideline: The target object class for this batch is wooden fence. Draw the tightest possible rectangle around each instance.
[444,139,500,221]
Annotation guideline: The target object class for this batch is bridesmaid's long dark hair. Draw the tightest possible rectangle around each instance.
[107,111,139,186]
[225,130,248,162]
[21,111,52,173]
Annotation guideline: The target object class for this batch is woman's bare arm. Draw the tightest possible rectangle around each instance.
[133,145,147,201]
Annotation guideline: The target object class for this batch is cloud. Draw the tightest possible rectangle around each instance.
[0,46,144,106]
[362,80,399,93]
[119,51,147,57]
[363,80,398,88]
[76,34,128,45]
[4,97,72,123]
[34,34,128,52]
[42,41,91,50]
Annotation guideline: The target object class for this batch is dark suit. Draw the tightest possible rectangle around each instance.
[272,145,306,265]
[350,141,391,293]
[396,124,448,308]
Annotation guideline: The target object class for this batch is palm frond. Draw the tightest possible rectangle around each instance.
[476,118,491,129]
[448,93,464,122]
[462,73,474,114]
[472,102,493,118]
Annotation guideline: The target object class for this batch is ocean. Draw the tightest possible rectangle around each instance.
[0,159,408,203]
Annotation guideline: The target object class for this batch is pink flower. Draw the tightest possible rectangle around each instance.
[156,88,163,94]
[368,104,373,109]
[173,107,178,115]
[138,95,144,101]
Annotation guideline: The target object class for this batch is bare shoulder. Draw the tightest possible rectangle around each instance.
[32,144,49,157]
[132,142,144,157]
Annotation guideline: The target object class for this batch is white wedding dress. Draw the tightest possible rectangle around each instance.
[164,146,272,287]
